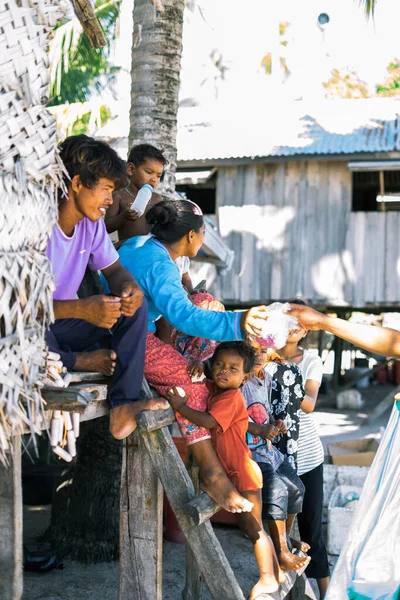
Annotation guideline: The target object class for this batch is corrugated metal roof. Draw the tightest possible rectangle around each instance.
[176,98,400,162]
[96,98,400,163]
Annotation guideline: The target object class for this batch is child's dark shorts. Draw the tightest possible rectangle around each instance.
[259,458,305,520]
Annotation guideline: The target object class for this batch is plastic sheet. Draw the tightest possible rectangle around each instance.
[326,400,400,600]
[251,302,299,349]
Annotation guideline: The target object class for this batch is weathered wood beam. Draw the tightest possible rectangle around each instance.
[184,491,220,527]
[69,0,107,48]
[183,456,203,600]
[0,437,23,600]
[41,386,93,412]
[119,431,163,600]
[136,421,245,599]
[119,379,163,600]
[136,406,176,432]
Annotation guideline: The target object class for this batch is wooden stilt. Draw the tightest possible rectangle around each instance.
[0,436,23,600]
[136,410,245,600]
[182,454,203,600]
[119,430,163,600]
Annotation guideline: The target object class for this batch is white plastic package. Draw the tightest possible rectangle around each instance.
[326,400,400,600]
[251,302,299,349]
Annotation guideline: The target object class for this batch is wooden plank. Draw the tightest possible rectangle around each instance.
[78,399,109,423]
[0,436,23,600]
[183,455,203,600]
[288,573,317,600]
[41,383,108,413]
[119,430,163,600]
[135,406,176,432]
[41,387,92,412]
[135,415,245,600]
[184,491,220,527]
[70,372,107,383]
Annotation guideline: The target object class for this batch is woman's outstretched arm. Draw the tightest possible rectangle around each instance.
[288,304,400,359]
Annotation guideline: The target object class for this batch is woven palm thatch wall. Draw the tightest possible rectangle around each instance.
[0,0,63,464]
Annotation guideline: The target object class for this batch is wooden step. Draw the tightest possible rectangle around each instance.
[136,406,176,431]
[184,491,220,527]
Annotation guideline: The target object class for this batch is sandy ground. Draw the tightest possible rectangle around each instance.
[22,383,395,600]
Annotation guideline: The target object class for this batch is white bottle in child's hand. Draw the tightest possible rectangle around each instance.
[130,183,153,216]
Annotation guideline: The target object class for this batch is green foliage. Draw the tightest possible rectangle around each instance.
[48,0,120,106]
[376,59,400,96]
[359,0,376,18]
[323,68,369,99]
[71,105,112,135]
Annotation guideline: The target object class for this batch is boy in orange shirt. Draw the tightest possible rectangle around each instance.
[168,341,285,599]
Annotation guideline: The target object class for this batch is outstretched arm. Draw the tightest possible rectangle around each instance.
[288,304,400,359]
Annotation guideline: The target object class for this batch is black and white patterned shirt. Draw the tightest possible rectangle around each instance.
[264,362,305,471]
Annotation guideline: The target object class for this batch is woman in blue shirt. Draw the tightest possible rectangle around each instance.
[110,199,270,514]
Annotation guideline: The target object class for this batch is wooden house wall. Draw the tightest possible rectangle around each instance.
[215,161,400,307]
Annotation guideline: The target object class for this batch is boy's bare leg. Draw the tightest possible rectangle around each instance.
[267,518,311,571]
[286,513,311,553]
[74,349,118,376]
[236,490,285,599]
[189,440,254,514]
[110,399,169,439]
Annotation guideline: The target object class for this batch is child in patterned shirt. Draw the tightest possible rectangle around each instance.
[243,340,310,572]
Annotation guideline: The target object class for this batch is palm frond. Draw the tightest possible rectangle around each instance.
[358,0,376,18]
[48,0,120,106]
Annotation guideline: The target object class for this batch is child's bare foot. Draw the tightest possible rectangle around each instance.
[201,479,253,513]
[290,538,310,553]
[278,550,310,571]
[248,576,279,599]
[110,398,169,440]
[74,349,117,376]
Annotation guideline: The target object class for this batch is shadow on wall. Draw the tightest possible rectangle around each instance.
[214,160,363,306]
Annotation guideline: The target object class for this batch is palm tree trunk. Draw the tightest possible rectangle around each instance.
[129,0,185,196]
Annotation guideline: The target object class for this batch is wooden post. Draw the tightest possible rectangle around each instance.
[182,454,203,600]
[119,430,163,600]
[0,436,23,600]
[136,411,245,600]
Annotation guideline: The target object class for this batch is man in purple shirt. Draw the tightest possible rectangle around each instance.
[46,135,168,438]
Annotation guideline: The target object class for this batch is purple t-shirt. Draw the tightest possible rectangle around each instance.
[46,218,118,300]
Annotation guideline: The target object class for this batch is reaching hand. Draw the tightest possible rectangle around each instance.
[260,424,280,441]
[274,419,287,434]
[82,295,122,329]
[241,305,270,337]
[166,387,188,410]
[119,283,144,316]
[188,360,204,378]
[124,207,141,221]
[287,304,323,331]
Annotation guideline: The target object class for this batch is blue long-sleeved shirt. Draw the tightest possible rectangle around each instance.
[102,235,243,341]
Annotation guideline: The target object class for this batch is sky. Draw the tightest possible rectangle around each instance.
[112,0,400,110]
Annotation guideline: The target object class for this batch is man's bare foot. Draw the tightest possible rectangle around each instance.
[200,479,253,513]
[248,576,279,599]
[278,550,310,571]
[110,398,169,440]
[290,538,310,553]
[74,349,117,376]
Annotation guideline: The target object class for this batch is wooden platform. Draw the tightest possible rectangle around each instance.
[1,374,316,600]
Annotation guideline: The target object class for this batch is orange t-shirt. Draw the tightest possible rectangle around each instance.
[207,382,263,492]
